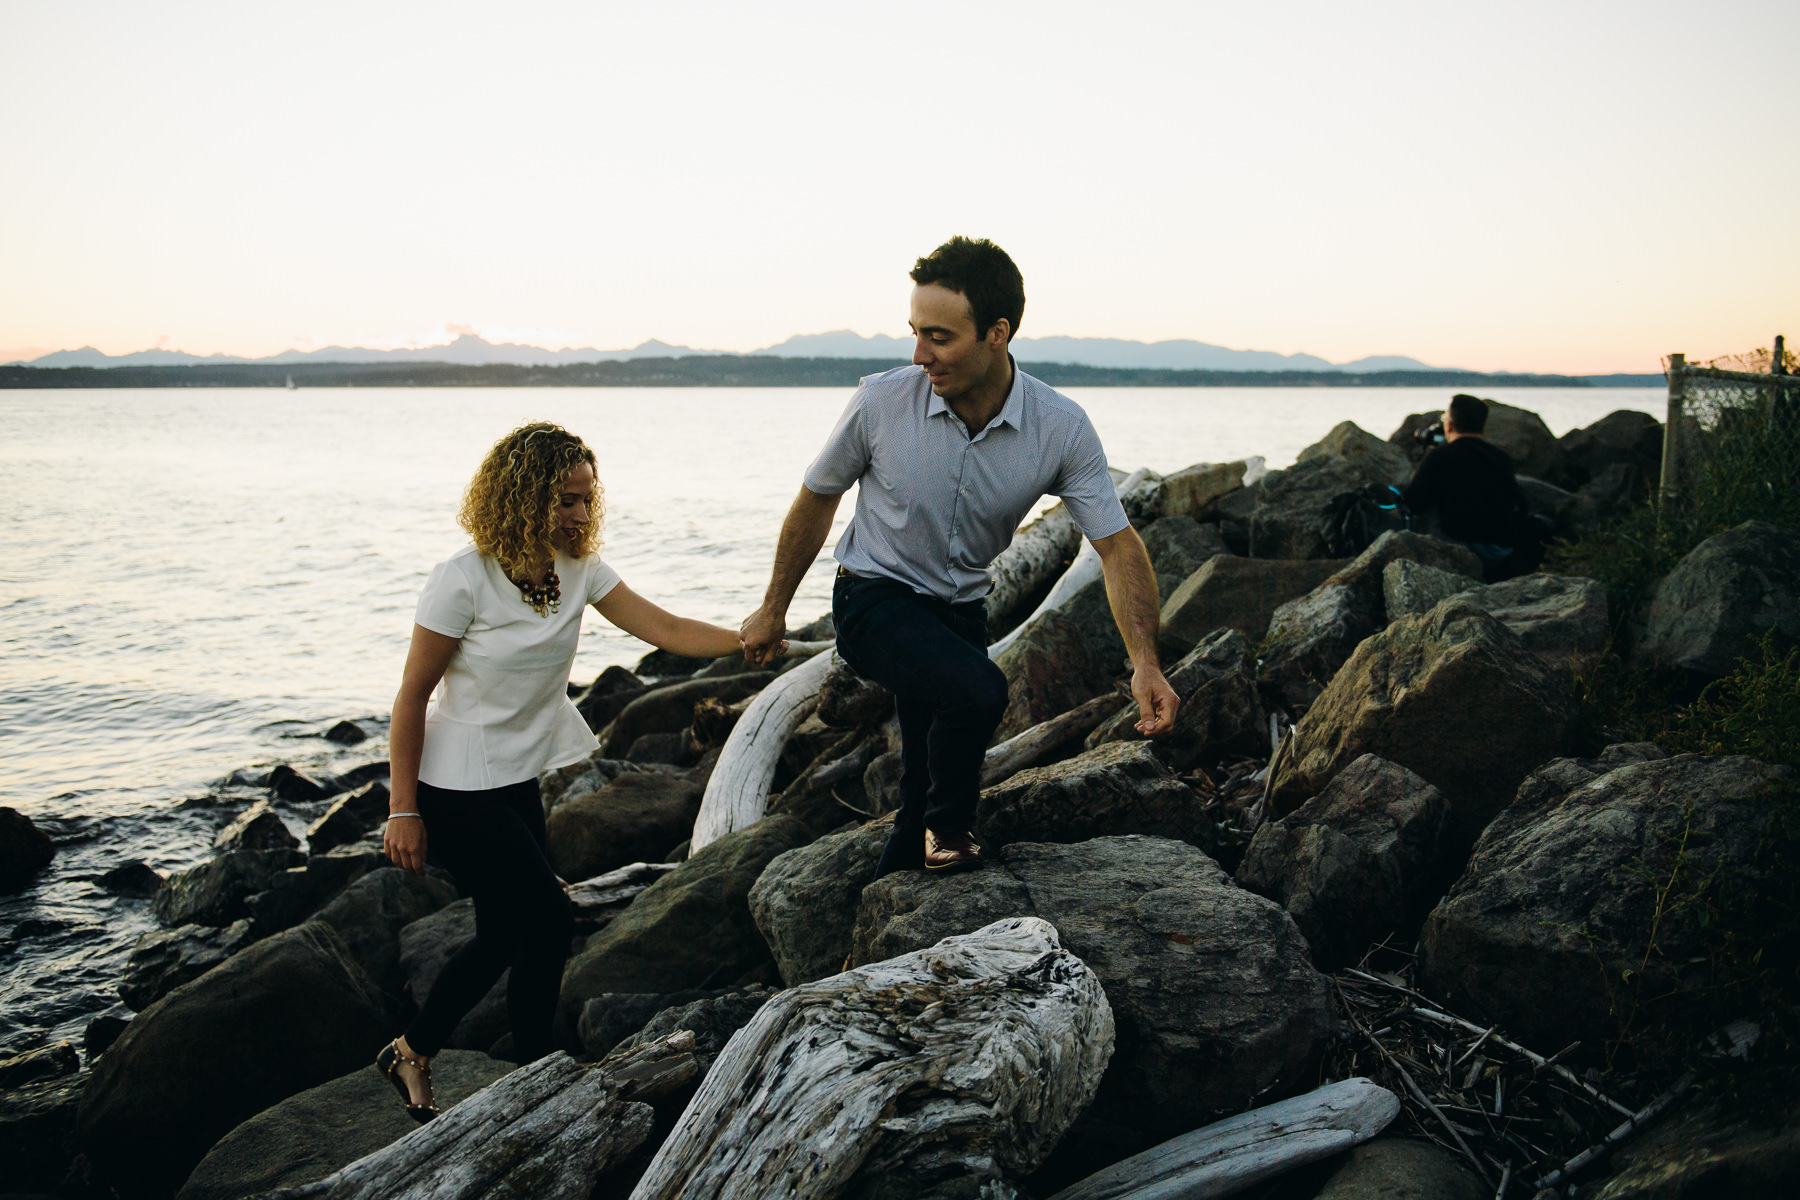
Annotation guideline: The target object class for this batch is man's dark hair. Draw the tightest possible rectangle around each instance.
[1448,393,1489,435]
[910,236,1025,343]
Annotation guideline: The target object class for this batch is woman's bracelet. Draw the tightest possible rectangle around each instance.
[385,812,424,823]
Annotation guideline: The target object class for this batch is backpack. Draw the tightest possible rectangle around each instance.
[1321,484,1412,558]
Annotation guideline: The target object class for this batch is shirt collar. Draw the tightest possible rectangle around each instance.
[924,355,1026,433]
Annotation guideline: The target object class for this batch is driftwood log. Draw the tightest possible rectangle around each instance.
[985,504,1083,637]
[692,647,835,852]
[628,916,1115,1200]
[988,468,1155,660]
[1047,1077,1400,1200]
[246,1050,664,1200]
[567,861,679,934]
[981,692,1130,788]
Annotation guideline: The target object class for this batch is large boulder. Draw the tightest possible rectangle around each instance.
[1385,569,1608,673]
[1159,555,1345,658]
[1382,558,1477,620]
[1554,408,1663,492]
[1142,515,1231,601]
[1259,531,1483,711]
[850,836,1332,1152]
[1213,454,1375,560]
[976,741,1212,852]
[0,806,56,892]
[1237,754,1449,969]
[1638,520,1800,681]
[598,673,775,758]
[212,801,299,853]
[1269,598,1578,850]
[304,782,390,853]
[119,920,258,1012]
[545,770,705,882]
[1088,629,1268,770]
[311,867,458,1001]
[151,847,307,927]
[576,988,736,1058]
[171,1051,513,1200]
[558,814,813,1020]
[1158,460,1248,519]
[0,1062,84,1193]
[992,606,1115,742]
[1421,748,1790,1052]
[397,899,508,1052]
[1312,1137,1487,1200]
[749,817,892,987]
[573,664,648,732]
[76,920,397,1199]
[604,986,776,1061]
[1297,421,1414,488]
[538,754,682,817]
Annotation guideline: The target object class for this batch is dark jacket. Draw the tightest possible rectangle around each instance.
[1402,437,1529,546]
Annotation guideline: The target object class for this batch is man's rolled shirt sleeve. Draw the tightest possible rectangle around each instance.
[803,389,872,495]
[1056,417,1131,540]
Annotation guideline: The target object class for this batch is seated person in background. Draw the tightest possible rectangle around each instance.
[1402,393,1541,582]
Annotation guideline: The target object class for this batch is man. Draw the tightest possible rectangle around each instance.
[741,236,1178,877]
[1402,393,1539,581]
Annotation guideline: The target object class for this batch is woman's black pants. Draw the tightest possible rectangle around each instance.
[403,778,573,1062]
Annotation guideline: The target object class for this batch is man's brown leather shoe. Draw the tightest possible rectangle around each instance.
[924,829,983,872]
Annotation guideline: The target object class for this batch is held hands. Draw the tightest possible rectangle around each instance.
[1131,665,1180,737]
[739,604,788,668]
[384,813,428,876]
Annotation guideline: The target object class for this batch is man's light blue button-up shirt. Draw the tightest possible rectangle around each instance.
[803,361,1129,604]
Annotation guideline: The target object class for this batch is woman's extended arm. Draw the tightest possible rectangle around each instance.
[385,624,459,875]
[595,581,749,660]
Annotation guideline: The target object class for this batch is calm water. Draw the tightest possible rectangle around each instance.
[0,383,1662,1053]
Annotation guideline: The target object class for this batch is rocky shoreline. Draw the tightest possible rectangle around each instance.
[3,400,1796,1199]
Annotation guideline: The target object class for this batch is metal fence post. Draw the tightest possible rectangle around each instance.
[1659,353,1686,516]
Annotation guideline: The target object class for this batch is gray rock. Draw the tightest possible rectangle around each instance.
[0,1069,84,1192]
[1142,515,1231,601]
[120,920,258,1011]
[624,730,694,765]
[1159,555,1345,660]
[817,652,895,728]
[97,859,165,898]
[976,741,1212,853]
[1516,474,1579,529]
[84,1003,133,1059]
[1639,520,1800,680]
[323,720,368,746]
[1459,573,1608,674]
[1480,400,1564,480]
[538,753,682,817]
[1313,1137,1487,1199]
[573,664,647,732]
[1158,460,1248,519]
[1270,598,1578,850]
[151,848,308,927]
[173,1051,513,1200]
[608,986,776,1060]
[1554,408,1663,492]
[0,806,55,893]
[577,990,724,1058]
[268,764,334,802]
[558,815,813,1019]
[76,920,398,1199]
[312,867,458,1001]
[1237,754,1448,969]
[992,607,1115,743]
[1383,558,1481,620]
[545,769,705,883]
[0,1040,79,1088]
[598,673,776,758]
[1297,420,1414,488]
[304,782,390,854]
[1213,453,1379,560]
[749,817,892,987]
[1259,530,1483,712]
[397,899,509,1051]
[1087,627,1264,762]
[1420,747,1790,1053]
[850,836,1331,1144]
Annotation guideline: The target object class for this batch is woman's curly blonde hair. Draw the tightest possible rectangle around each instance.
[459,422,603,579]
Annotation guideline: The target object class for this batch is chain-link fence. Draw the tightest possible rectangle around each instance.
[1659,340,1800,537]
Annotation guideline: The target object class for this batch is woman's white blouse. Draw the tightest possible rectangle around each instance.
[413,545,621,790]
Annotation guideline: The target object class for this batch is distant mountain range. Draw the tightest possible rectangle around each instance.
[8,330,1453,373]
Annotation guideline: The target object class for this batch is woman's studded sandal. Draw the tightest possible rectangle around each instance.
[376,1038,439,1123]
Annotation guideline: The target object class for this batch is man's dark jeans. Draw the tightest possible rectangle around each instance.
[832,571,1009,877]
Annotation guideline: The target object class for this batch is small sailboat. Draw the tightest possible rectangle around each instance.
[285,374,297,390]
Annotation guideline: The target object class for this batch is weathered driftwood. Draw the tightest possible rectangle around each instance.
[1047,1077,1400,1200]
[248,1052,654,1200]
[692,647,835,851]
[987,467,1155,659]
[1534,1070,1694,1190]
[628,916,1115,1200]
[985,504,1083,636]
[567,861,679,933]
[980,692,1130,788]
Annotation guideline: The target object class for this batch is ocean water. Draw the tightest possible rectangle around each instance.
[0,382,1663,1053]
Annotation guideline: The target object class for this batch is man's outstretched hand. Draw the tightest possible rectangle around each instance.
[1131,665,1180,736]
[740,605,788,668]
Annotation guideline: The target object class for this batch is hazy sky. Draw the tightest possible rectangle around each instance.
[2,0,1794,373]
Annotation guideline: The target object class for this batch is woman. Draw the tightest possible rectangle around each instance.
[377,421,751,1121]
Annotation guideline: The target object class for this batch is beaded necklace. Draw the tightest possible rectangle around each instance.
[510,567,561,616]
